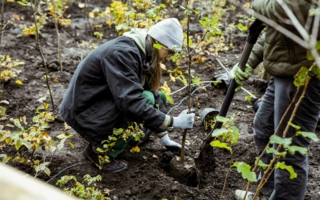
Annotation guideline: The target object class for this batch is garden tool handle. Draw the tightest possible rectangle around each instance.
[199,19,266,152]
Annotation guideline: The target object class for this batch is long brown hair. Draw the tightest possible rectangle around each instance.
[146,36,162,92]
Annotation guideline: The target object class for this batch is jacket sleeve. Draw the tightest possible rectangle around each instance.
[252,0,314,25]
[247,33,265,68]
[101,49,170,131]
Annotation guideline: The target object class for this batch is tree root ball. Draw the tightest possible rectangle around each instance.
[169,156,199,187]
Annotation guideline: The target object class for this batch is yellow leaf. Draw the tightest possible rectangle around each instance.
[56,133,66,139]
[130,146,140,153]
[33,159,40,165]
[7,0,15,2]
[64,122,71,131]
[15,80,23,85]
[43,102,49,109]
[160,63,166,70]
[78,3,85,8]
[106,20,113,27]
[243,2,251,8]
[19,157,25,163]
[89,12,95,18]
[68,142,74,148]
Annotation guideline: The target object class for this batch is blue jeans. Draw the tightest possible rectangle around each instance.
[254,76,320,200]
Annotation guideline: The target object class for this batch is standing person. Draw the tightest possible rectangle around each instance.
[232,0,320,199]
[60,18,195,173]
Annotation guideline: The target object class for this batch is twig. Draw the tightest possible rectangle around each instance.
[311,7,320,47]
[31,0,55,111]
[180,0,192,162]
[53,1,63,72]
[84,0,93,34]
[0,0,5,49]
[276,0,309,40]
[170,81,219,95]
[220,152,234,200]
[240,6,308,49]
[276,0,320,67]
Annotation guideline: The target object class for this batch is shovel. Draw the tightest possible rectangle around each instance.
[194,19,266,180]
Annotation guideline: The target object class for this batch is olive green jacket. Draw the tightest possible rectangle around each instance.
[247,0,319,76]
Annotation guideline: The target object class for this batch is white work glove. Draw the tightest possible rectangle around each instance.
[230,63,253,87]
[159,132,181,151]
[172,110,195,129]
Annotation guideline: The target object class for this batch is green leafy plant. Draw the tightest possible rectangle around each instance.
[94,122,144,170]
[0,103,73,177]
[56,174,112,200]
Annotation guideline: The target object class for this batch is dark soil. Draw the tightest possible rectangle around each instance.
[1,1,320,200]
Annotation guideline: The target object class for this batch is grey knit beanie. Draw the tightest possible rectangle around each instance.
[147,18,183,50]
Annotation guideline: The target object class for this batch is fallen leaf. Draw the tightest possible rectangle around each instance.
[15,80,23,85]
[64,122,71,131]
[130,146,140,153]
[78,3,85,8]
[13,14,20,21]
[160,63,166,70]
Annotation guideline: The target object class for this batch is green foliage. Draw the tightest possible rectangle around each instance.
[286,145,308,155]
[210,140,231,152]
[275,162,297,179]
[211,115,239,145]
[310,64,320,79]
[107,0,167,34]
[233,162,257,182]
[56,174,112,200]
[191,76,202,87]
[296,131,319,142]
[256,159,268,170]
[93,31,104,39]
[294,66,310,87]
[269,135,292,148]
[289,122,301,131]
[266,147,287,157]
[236,23,248,31]
[306,41,320,61]
[0,103,73,176]
[94,122,144,170]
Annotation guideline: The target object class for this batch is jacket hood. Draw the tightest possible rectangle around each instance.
[123,28,148,55]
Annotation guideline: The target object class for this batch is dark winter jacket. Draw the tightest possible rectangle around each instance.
[60,30,170,143]
[247,0,319,76]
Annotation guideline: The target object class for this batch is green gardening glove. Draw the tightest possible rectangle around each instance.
[230,63,253,87]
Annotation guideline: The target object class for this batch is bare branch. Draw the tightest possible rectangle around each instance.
[276,0,309,41]
[241,7,308,49]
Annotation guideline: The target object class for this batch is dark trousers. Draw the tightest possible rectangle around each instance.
[254,76,320,200]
